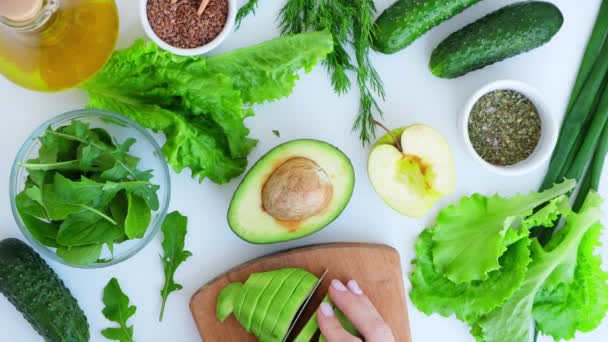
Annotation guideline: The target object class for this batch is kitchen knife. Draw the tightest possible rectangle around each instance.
[282,269,329,341]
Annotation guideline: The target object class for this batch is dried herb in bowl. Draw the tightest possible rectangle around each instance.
[468,90,541,166]
[147,0,228,49]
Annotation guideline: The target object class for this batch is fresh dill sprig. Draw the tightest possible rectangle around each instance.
[235,0,259,28]
[352,0,385,144]
[279,0,384,144]
[240,0,386,143]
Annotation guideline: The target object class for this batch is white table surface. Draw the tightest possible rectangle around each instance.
[1,0,607,341]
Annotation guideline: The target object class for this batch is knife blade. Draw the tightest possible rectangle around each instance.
[282,269,329,342]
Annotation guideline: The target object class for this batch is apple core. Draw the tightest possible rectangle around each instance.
[262,157,333,221]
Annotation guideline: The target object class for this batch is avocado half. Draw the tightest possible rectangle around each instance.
[228,139,355,244]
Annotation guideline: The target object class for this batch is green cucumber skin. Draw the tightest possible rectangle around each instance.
[0,239,89,342]
[373,0,483,54]
[430,1,564,78]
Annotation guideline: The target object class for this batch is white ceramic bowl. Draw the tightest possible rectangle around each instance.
[140,0,236,56]
[461,80,558,176]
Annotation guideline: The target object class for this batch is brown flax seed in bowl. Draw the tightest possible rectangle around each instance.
[147,0,228,49]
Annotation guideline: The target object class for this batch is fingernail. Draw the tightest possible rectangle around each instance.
[347,280,363,295]
[331,279,348,292]
[320,302,334,317]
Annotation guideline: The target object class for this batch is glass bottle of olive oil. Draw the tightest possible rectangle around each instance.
[0,0,118,92]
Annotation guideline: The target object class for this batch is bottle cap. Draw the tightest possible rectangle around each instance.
[0,0,43,21]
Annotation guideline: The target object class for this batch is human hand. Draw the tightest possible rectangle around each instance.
[317,279,396,342]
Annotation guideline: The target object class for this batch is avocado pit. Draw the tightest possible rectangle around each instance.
[261,157,333,221]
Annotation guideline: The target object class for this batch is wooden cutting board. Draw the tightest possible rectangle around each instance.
[190,243,411,342]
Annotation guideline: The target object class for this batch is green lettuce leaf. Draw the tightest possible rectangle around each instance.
[476,192,604,342]
[432,180,575,283]
[205,31,334,104]
[83,32,333,184]
[532,221,608,340]
[410,229,530,324]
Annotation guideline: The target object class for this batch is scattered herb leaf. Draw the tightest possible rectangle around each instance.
[272,130,280,137]
[102,278,136,342]
[159,211,192,321]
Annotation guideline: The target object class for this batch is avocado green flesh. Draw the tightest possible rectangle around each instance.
[228,139,355,244]
[292,295,330,342]
[251,269,298,337]
[430,1,564,78]
[216,282,243,322]
[233,273,261,321]
[240,271,280,332]
[373,0,482,54]
[271,274,318,340]
[260,270,309,338]
[296,297,359,341]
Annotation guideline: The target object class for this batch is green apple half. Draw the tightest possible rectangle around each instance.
[368,124,456,218]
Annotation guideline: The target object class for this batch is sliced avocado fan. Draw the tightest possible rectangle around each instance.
[216,268,321,341]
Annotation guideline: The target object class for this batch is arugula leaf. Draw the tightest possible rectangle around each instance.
[41,174,115,223]
[83,32,333,184]
[57,244,103,265]
[57,211,123,246]
[99,138,154,183]
[475,192,604,342]
[15,191,59,247]
[410,229,530,324]
[431,180,575,283]
[20,187,48,219]
[102,180,159,211]
[109,190,128,226]
[159,212,192,321]
[102,278,136,342]
[38,125,79,163]
[124,193,151,239]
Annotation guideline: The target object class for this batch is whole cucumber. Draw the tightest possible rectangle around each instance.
[373,0,483,54]
[430,1,564,78]
[0,238,89,342]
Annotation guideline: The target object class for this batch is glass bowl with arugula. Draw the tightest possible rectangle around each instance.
[10,109,171,268]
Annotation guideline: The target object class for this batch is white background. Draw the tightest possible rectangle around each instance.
[1,0,607,341]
